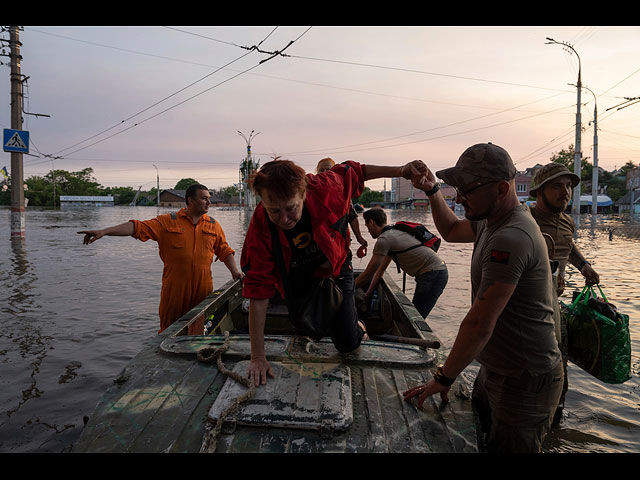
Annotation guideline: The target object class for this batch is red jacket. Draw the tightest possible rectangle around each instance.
[241,161,367,300]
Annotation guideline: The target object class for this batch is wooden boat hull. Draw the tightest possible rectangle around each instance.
[74,272,479,453]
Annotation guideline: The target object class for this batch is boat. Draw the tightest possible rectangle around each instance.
[73,270,480,453]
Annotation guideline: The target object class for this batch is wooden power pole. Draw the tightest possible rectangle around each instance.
[8,26,25,238]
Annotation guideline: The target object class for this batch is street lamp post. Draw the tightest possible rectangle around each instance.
[238,130,260,209]
[583,87,599,216]
[546,37,583,216]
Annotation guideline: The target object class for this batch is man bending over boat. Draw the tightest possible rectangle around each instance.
[78,183,244,333]
[240,157,428,387]
[355,207,448,319]
[402,143,563,453]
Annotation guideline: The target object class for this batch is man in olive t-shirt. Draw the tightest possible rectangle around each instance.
[470,206,560,377]
[402,143,563,453]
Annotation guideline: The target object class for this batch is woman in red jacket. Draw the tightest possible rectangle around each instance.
[241,157,428,387]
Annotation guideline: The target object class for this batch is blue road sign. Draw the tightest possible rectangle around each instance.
[3,129,29,153]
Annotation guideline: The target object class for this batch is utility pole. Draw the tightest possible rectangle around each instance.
[153,164,159,206]
[583,87,599,216]
[606,97,640,216]
[7,26,25,238]
[546,38,582,216]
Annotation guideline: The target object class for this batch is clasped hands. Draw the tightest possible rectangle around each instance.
[401,160,437,192]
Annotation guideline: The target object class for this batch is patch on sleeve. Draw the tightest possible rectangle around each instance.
[490,249,510,264]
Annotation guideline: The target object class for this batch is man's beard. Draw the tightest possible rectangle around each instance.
[462,200,496,221]
[539,190,567,213]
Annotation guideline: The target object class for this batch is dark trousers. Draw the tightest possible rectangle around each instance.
[329,255,364,353]
[472,362,564,453]
[412,267,448,318]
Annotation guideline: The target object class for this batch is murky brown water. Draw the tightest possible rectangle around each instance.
[1,206,638,452]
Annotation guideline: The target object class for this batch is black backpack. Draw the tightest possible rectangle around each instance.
[382,221,441,254]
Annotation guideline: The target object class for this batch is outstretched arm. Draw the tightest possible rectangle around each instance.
[411,169,475,243]
[364,160,428,184]
[403,277,516,406]
[78,221,135,244]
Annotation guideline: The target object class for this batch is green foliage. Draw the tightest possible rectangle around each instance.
[355,187,384,207]
[239,158,260,182]
[174,178,200,190]
[219,185,239,202]
[17,168,101,207]
[103,186,136,205]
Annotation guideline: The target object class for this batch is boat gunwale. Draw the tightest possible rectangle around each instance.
[160,269,442,356]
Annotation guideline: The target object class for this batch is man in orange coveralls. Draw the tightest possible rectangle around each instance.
[78,184,243,333]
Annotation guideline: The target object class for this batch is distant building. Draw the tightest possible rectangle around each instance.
[59,195,114,207]
[515,171,534,202]
[389,169,534,209]
[580,194,613,214]
[158,188,240,208]
[158,189,186,207]
[615,190,640,214]
[626,166,640,192]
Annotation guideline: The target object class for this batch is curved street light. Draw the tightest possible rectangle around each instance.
[237,130,261,209]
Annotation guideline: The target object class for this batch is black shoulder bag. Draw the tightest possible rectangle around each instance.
[267,218,343,341]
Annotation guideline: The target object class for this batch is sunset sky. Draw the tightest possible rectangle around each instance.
[2,26,639,192]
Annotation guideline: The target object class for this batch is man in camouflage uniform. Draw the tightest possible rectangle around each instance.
[529,162,600,425]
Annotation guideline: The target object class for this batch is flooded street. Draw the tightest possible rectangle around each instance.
[0,205,638,453]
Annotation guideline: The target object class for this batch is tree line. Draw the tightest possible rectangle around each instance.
[0,170,242,207]
[0,148,636,208]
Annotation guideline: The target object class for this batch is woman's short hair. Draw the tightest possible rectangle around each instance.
[315,157,335,173]
[250,158,308,200]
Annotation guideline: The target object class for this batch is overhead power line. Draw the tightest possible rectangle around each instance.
[283,54,572,93]
[45,27,311,159]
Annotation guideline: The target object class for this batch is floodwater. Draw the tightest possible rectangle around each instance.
[0,205,638,453]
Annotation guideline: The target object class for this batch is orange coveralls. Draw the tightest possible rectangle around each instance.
[130,208,235,333]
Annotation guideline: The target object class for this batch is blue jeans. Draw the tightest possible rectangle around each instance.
[412,267,448,318]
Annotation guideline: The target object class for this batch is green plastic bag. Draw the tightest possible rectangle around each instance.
[561,285,631,384]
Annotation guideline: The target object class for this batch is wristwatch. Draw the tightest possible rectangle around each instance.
[424,183,440,196]
[432,364,456,387]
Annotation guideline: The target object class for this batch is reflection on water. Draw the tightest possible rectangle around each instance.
[0,206,638,452]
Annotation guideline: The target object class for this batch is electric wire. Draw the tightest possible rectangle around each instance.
[13,27,639,182]
[49,27,311,159]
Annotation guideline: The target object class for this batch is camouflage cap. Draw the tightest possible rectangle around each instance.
[529,162,580,196]
[436,143,517,188]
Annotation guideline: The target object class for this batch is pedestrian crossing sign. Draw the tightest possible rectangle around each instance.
[3,129,29,153]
